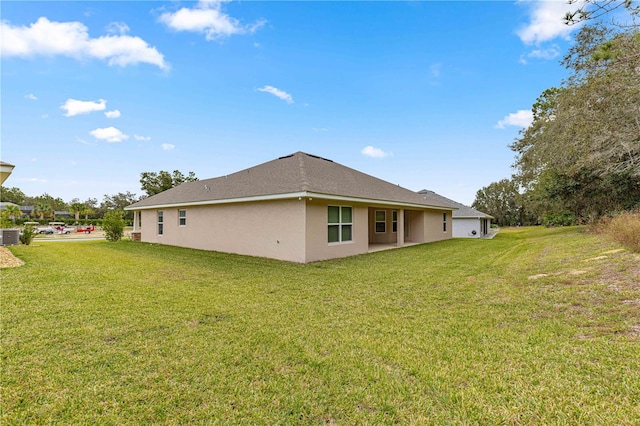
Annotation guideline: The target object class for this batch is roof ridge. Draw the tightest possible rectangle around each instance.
[297,152,311,191]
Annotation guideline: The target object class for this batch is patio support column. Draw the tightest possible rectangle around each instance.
[133,211,139,231]
[131,211,142,242]
[398,208,405,247]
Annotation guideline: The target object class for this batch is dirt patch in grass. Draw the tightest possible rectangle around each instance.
[0,247,24,268]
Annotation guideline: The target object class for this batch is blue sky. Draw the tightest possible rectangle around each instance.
[2,1,586,205]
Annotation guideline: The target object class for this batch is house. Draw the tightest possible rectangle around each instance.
[418,190,493,238]
[125,152,456,263]
[0,161,15,185]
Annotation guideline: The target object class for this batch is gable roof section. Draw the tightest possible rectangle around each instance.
[127,152,454,211]
[418,189,493,219]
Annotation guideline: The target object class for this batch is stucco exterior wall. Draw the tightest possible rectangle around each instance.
[135,199,453,263]
[305,200,369,263]
[138,199,307,262]
[423,210,452,242]
[404,210,424,243]
[453,218,481,238]
[368,208,397,244]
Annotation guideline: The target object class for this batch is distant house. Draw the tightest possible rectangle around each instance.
[0,202,21,214]
[21,206,35,218]
[125,152,456,263]
[418,190,493,238]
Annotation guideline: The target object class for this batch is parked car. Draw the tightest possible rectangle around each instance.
[54,225,76,234]
[37,226,53,234]
[38,222,75,234]
[77,224,95,234]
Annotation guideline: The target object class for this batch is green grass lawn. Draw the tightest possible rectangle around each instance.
[2,227,639,424]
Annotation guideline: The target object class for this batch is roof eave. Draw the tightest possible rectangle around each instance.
[125,191,456,211]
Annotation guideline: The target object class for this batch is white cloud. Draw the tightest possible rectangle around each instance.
[162,143,175,151]
[257,85,293,104]
[519,44,561,65]
[61,98,106,117]
[517,1,584,45]
[312,127,328,132]
[0,17,168,69]
[158,0,266,41]
[105,109,121,118]
[361,146,392,159]
[134,134,151,141]
[106,22,130,35]
[528,44,561,60]
[495,110,533,129]
[90,126,129,142]
[25,93,37,100]
[26,177,48,183]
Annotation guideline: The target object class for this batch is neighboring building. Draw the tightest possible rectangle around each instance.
[418,190,493,238]
[0,161,15,185]
[125,152,456,263]
[0,202,21,211]
[20,206,35,217]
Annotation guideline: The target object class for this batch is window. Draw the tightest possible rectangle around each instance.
[179,209,186,226]
[328,206,353,243]
[443,212,447,232]
[392,210,398,233]
[375,210,386,233]
[158,211,164,235]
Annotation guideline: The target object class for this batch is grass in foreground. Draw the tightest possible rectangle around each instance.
[2,227,639,424]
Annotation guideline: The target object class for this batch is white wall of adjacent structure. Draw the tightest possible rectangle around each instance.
[453,218,482,238]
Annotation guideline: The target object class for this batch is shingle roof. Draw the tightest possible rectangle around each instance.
[417,189,493,219]
[127,152,454,210]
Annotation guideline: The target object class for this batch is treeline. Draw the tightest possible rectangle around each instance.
[0,188,140,224]
[0,169,198,226]
[473,12,640,226]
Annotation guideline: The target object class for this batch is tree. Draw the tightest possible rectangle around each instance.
[33,199,53,220]
[0,211,11,228]
[510,23,640,222]
[100,192,139,221]
[472,179,525,227]
[102,210,125,242]
[69,200,86,223]
[83,198,97,220]
[0,186,26,204]
[140,170,198,197]
[564,0,640,26]
[5,204,21,224]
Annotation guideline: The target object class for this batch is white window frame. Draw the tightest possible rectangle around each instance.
[158,210,164,235]
[443,212,447,232]
[178,209,186,226]
[392,210,398,233]
[375,210,386,234]
[328,205,353,244]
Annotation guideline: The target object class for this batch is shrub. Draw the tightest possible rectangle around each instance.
[543,212,576,227]
[592,210,640,252]
[19,225,36,245]
[102,210,125,242]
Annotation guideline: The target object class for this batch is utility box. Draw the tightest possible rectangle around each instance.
[0,229,20,246]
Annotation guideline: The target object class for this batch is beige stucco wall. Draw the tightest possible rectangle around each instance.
[423,209,452,242]
[368,208,397,244]
[138,199,307,263]
[135,199,453,263]
[305,200,369,263]
[405,210,425,243]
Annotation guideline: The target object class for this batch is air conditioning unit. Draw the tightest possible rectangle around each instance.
[0,229,20,246]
